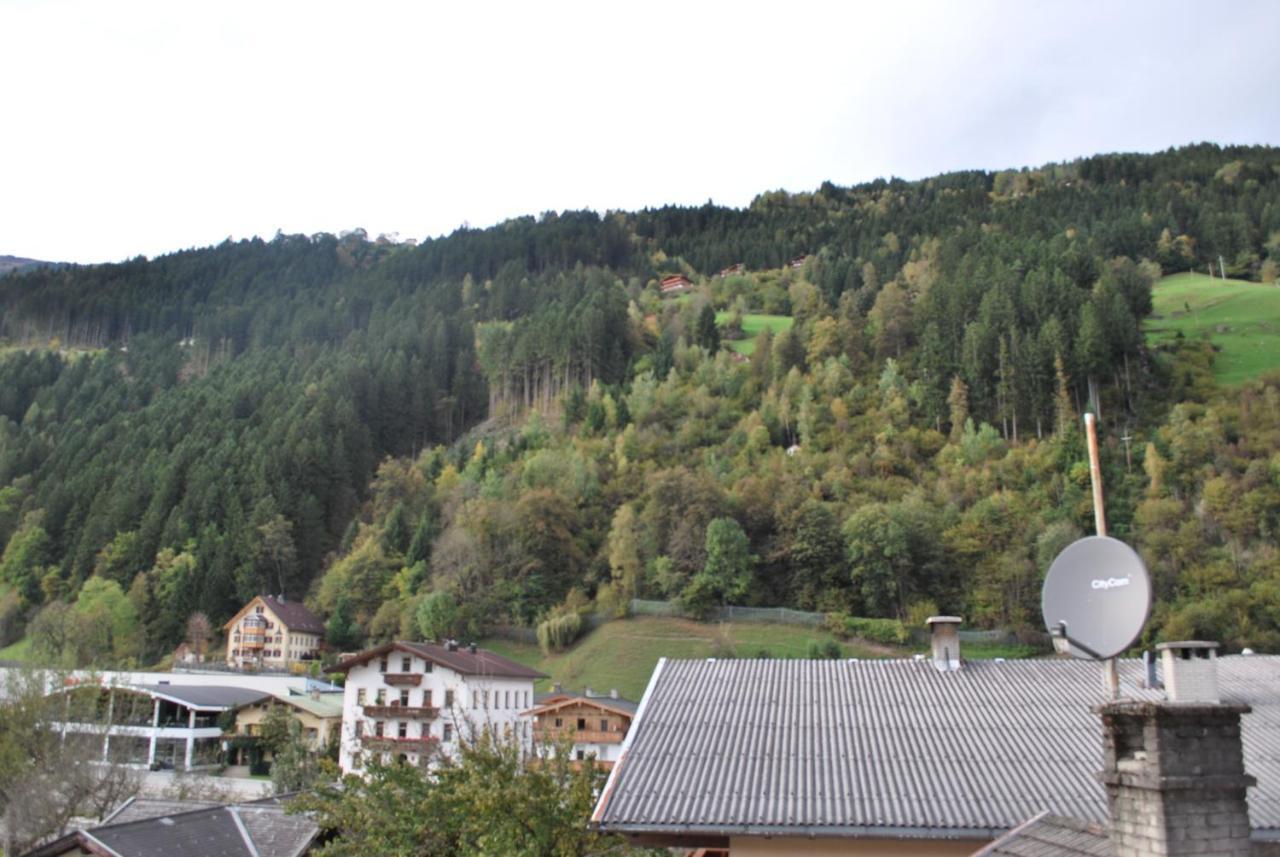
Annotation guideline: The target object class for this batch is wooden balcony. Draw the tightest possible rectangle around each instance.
[534,727,625,744]
[360,735,438,753]
[362,704,439,720]
[382,673,423,687]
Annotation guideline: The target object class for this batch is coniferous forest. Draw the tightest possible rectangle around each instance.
[2,142,1280,664]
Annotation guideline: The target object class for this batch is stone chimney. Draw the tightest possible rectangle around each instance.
[926,616,962,672]
[1096,696,1254,857]
[1158,641,1219,703]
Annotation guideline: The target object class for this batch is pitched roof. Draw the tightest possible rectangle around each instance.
[973,812,1112,857]
[222,596,325,634]
[525,692,639,718]
[333,641,546,679]
[28,801,318,857]
[101,797,224,825]
[591,655,1280,839]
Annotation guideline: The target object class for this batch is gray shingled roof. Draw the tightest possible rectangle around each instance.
[973,811,1112,857]
[592,655,1280,839]
[28,802,318,857]
[260,596,326,635]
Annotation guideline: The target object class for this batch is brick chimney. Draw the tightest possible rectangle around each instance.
[1096,693,1254,857]
[1158,640,1219,703]
[926,616,962,672]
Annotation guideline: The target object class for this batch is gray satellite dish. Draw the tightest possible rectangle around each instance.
[1041,536,1151,659]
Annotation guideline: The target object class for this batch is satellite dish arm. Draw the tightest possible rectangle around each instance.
[1049,622,1106,660]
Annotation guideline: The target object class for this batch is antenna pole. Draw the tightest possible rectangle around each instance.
[1084,413,1107,537]
[1083,412,1119,697]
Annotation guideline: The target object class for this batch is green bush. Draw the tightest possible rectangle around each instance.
[536,612,584,654]
[824,612,908,645]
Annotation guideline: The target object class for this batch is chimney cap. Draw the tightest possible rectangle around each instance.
[926,615,963,626]
[1156,640,1218,651]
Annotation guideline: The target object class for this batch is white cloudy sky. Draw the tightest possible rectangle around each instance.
[2,0,1278,264]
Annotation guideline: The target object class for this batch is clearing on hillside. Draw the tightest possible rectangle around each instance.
[1147,272,1280,385]
[481,615,1039,700]
[715,312,794,356]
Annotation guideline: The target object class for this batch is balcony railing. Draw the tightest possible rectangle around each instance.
[362,704,439,720]
[360,735,438,753]
[382,673,423,687]
[534,727,625,744]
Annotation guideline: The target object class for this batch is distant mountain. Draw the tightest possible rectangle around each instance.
[0,255,57,275]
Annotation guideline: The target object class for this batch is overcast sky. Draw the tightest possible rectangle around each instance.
[2,0,1278,265]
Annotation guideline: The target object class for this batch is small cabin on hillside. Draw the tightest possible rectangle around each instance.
[660,274,693,294]
[718,263,745,278]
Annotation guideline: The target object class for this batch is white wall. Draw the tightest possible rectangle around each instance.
[338,653,535,774]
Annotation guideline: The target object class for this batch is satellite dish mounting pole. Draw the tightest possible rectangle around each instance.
[1084,413,1119,698]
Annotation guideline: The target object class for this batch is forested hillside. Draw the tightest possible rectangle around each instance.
[2,142,1279,664]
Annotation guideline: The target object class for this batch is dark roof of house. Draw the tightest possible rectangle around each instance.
[529,689,639,717]
[26,800,318,857]
[102,797,224,825]
[591,655,1280,839]
[259,596,325,635]
[973,812,1111,857]
[132,684,271,710]
[333,640,546,679]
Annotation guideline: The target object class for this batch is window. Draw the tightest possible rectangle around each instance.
[399,689,410,706]
[255,606,264,614]
[352,753,362,770]
[233,633,240,641]
[444,690,453,708]
[397,722,408,738]
[575,749,585,761]
[443,723,453,742]
[554,717,563,728]
[401,656,412,672]
[354,720,363,737]
[423,661,433,673]
[379,657,389,673]
[577,718,586,730]
[231,648,239,656]
[483,690,489,707]
[424,690,432,707]
[356,689,366,706]
[505,691,510,708]
[375,689,386,706]
[374,721,384,737]
[600,718,609,732]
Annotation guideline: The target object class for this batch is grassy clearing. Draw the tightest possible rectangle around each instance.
[716,313,794,356]
[0,636,33,662]
[1147,272,1280,385]
[482,616,884,700]
[481,615,1043,701]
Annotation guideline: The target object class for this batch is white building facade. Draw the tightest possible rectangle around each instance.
[334,641,545,773]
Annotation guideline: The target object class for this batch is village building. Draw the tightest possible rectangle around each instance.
[225,685,345,771]
[45,681,268,772]
[789,254,807,269]
[222,595,324,670]
[591,624,1280,857]
[660,274,693,294]
[717,263,745,278]
[524,685,637,769]
[26,795,318,857]
[333,640,545,773]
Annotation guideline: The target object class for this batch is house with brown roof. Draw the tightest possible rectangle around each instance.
[660,274,693,294]
[524,686,638,769]
[332,640,545,773]
[223,595,324,671]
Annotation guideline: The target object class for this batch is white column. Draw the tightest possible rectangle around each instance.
[184,708,195,769]
[148,698,160,765]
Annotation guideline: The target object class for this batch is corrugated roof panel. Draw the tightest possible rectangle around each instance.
[596,655,1280,836]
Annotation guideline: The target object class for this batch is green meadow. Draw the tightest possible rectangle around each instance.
[716,312,794,355]
[1147,272,1280,385]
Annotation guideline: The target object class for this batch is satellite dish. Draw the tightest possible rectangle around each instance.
[1041,536,1151,659]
